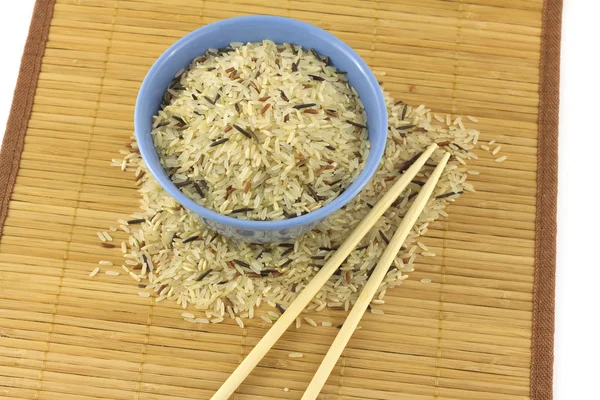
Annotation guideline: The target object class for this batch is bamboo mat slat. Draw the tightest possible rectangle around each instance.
[0,0,560,399]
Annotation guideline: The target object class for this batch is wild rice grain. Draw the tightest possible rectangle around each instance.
[209,138,229,147]
[292,103,316,110]
[346,120,367,129]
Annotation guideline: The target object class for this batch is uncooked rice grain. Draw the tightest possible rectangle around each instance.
[89,267,100,277]
[495,156,507,163]
[235,317,245,328]
[288,352,304,358]
[129,271,141,282]
[105,270,120,276]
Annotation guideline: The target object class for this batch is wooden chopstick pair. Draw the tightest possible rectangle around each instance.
[212,143,450,400]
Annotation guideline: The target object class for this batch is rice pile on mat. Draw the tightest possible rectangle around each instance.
[152,40,368,220]
[106,90,491,327]
[103,41,506,326]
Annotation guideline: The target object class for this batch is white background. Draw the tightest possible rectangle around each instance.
[0,1,598,398]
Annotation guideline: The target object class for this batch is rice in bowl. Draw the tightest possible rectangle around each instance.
[151,40,369,221]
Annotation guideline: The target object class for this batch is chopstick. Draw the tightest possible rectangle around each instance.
[210,143,440,400]
[301,151,451,400]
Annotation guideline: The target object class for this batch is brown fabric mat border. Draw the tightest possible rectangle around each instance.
[0,1,562,399]
[531,0,562,399]
[0,0,55,239]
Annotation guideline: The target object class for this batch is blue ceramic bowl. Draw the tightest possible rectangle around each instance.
[135,16,387,243]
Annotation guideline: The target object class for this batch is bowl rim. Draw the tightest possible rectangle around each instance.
[135,15,387,231]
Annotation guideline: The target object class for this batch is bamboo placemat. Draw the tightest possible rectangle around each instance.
[0,0,561,399]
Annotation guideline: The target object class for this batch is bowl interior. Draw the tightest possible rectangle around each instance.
[135,16,387,231]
